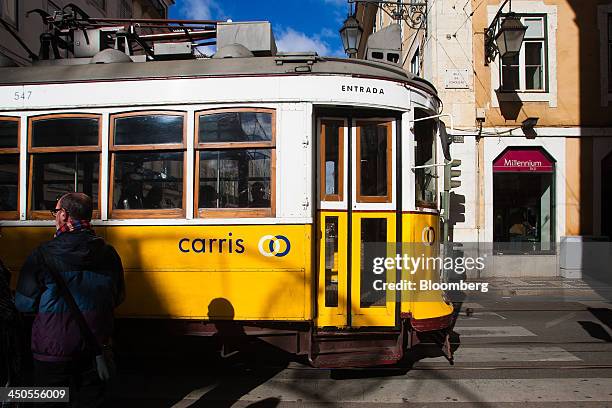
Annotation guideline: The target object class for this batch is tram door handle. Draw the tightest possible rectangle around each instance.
[302,197,310,210]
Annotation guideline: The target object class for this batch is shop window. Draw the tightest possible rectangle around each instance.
[500,15,547,91]
[356,121,392,203]
[493,148,555,253]
[0,117,19,219]
[320,120,344,201]
[0,0,17,27]
[109,111,186,219]
[28,114,101,219]
[195,109,275,218]
[414,109,437,208]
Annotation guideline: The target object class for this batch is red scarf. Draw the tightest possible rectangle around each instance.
[55,219,92,238]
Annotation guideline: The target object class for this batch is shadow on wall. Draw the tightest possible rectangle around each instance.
[495,91,523,121]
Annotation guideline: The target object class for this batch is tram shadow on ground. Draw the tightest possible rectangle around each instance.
[109,298,300,408]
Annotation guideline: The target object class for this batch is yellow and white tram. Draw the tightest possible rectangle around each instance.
[0,17,453,367]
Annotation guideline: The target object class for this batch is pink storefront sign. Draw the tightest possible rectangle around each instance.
[493,148,554,173]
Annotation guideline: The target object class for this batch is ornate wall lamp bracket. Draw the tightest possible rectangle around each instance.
[348,0,427,30]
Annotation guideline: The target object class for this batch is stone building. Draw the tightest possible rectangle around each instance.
[356,0,612,277]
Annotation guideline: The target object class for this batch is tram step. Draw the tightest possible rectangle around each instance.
[313,331,399,353]
[311,347,402,368]
[311,331,403,367]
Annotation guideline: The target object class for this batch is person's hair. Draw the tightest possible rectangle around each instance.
[59,193,93,221]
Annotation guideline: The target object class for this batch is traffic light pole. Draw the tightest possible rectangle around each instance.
[441,159,461,281]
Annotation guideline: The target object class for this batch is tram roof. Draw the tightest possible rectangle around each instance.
[0,55,438,97]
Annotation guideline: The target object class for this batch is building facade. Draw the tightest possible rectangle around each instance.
[357,0,612,277]
[0,0,174,66]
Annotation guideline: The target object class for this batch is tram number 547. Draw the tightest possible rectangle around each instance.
[14,91,32,100]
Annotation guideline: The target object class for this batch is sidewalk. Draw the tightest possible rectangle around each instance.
[455,276,612,304]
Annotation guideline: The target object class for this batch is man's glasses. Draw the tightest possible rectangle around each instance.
[50,208,68,216]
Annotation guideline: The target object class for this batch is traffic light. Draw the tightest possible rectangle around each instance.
[444,159,461,191]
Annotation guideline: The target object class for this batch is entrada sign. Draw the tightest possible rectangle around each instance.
[341,85,385,95]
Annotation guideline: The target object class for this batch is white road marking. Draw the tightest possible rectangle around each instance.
[454,325,537,337]
[420,346,581,364]
[545,312,577,328]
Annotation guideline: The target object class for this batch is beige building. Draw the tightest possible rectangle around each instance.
[0,0,174,66]
[357,0,612,277]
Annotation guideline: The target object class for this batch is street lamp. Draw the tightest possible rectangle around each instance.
[484,0,527,65]
[494,14,527,59]
[339,15,362,57]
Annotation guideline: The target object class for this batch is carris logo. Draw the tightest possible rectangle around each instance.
[258,235,291,257]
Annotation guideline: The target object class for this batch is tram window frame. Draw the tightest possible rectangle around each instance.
[109,110,187,219]
[414,110,438,209]
[0,116,20,220]
[194,108,276,218]
[27,113,102,220]
[355,120,393,203]
[320,120,344,202]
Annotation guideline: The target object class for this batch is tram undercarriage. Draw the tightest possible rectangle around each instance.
[115,317,455,368]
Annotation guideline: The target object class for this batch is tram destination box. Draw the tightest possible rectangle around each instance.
[217,21,277,56]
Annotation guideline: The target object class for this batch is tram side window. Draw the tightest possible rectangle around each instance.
[28,115,101,219]
[414,110,437,208]
[196,109,275,217]
[320,120,344,201]
[0,118,19,219]
[109,112,186,218]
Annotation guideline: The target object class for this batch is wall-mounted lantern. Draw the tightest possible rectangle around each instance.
[339,15,363,57]
[484,0,526,65]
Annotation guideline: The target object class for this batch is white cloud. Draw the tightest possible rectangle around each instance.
[276,28,344,57]
[179,0,221,20]
[320,27,336,38]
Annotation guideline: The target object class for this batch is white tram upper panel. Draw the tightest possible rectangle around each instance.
[0,57,439,113]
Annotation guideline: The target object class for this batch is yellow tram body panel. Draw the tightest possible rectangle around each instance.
[1,225,313,321]
[2,214,451,325]
[402,213,454,321]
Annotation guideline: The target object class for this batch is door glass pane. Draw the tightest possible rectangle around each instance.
[113,151,183,210]
[199,149,271,209]
[0,154,18,211]
[199,112,272,143]
[525,42,543,90]
[31,153,99,210]
[324,217,339,307]
[32,117,99,147]
[360,218,387,308]
[114,115,183,145]
[0,120,18,148]
[359,123,388,197]
[323,122,341,197]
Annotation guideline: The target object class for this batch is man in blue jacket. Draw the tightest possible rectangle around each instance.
[16,193,125,407]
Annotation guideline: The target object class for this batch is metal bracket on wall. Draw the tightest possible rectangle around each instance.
[348,0,427,30]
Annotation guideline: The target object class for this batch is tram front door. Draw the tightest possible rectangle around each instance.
[316,117,398,328]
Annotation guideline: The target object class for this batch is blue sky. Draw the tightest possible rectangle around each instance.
[169,0,349,56]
